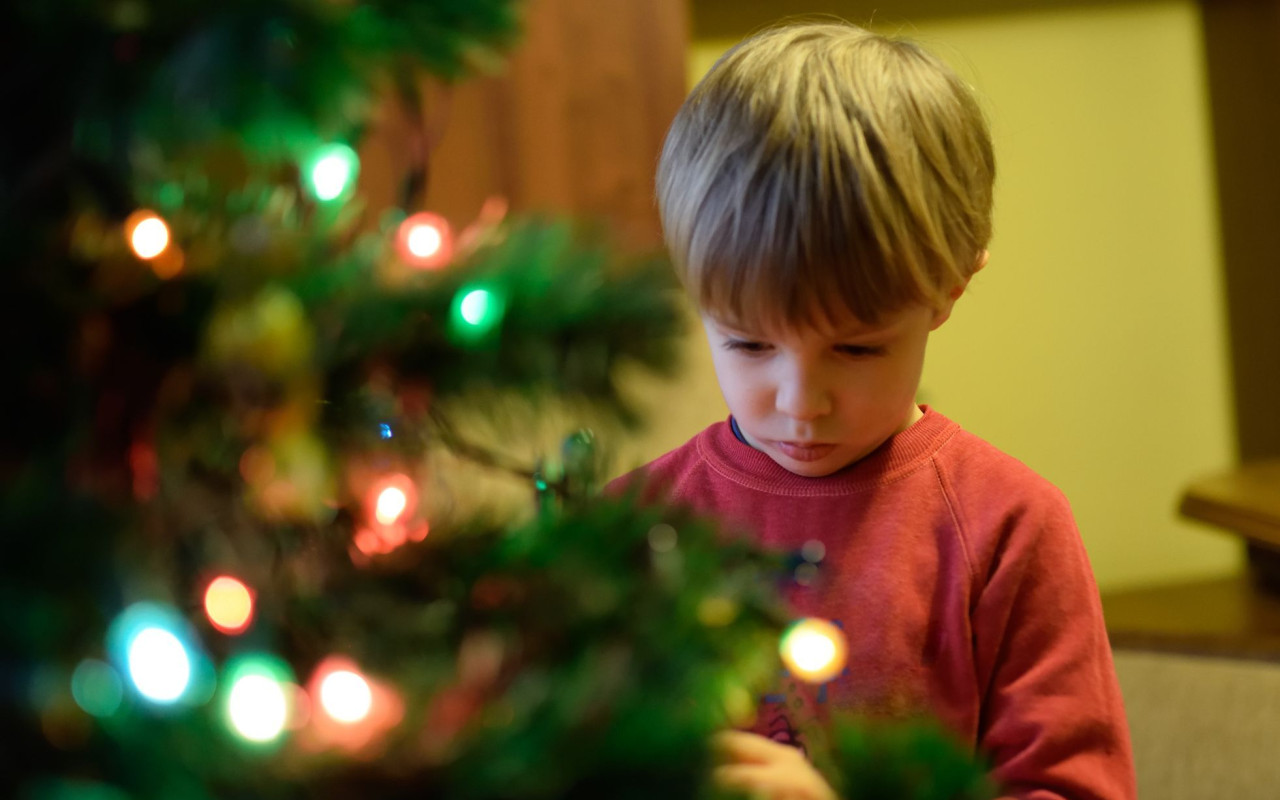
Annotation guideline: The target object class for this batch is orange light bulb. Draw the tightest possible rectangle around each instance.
[125,210,170,260]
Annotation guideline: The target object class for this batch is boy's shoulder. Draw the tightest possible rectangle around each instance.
[938,422,1055,479]
[931,421,1080,548]
[937,423,1068,502]
[604,420,724,501]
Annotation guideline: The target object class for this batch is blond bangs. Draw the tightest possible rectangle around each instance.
[657,21,994,329]
[678,159,938,330]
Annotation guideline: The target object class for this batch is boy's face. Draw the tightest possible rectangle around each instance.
[703,302,950,477]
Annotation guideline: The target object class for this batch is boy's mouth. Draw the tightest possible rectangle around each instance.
[771,441,837,462]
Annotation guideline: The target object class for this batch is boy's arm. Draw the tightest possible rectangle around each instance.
[970,492,1137,800]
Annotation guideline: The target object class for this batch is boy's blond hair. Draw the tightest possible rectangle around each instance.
[657,21,995,329]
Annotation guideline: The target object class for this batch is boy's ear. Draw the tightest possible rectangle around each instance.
[972,248,990,275]
[931,250,987,330]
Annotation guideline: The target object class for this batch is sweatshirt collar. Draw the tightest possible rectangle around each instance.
[704,406,959,495]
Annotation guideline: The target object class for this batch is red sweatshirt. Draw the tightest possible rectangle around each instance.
[612,407,1136,800]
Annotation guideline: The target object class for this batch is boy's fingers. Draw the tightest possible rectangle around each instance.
[712,763,771,793]
[713,730,791,764]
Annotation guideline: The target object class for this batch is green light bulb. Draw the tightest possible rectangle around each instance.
[305,143,359,202]
[223,654,294,745]
[460,289,494,325]
[449,285,506,343]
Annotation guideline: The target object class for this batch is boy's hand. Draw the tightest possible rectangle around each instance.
[712,730,838,800]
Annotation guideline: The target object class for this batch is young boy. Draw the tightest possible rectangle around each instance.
[612,21,1137,800]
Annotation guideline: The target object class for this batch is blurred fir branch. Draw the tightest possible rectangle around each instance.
[827,717,997,800]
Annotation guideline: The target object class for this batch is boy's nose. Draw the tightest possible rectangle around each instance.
[775,373,832,421]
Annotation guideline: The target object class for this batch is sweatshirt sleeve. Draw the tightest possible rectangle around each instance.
[969,489,1137,800]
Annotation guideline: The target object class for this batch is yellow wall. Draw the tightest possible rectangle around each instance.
[613,0,1240,592]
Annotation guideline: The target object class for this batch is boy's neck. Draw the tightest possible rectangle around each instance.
[900,403,925,431]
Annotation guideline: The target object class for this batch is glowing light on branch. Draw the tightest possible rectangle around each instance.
[449,285,506,343]
[108,602,211,706]
[204,575,254,634]
[70,659,124,718]
[779,617,848,684]
[300,656,404,752]
[460,290,495,326]
[228,675,288,742]
[224,655,294,744]
[365,473,416,529]
[396,212,453,269]
[125,210,170,260]
[319,669,372,724]
[305,144,359,202]
[375,486,407,525]
[128,628,191,703]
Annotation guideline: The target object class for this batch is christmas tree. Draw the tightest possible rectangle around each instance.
[1,2,994,798]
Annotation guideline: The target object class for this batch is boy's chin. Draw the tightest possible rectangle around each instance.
[767,450,854,478]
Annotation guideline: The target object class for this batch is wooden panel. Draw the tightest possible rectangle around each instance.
[689,0,1123,38]
[1200,0,1280,461]
[362,0,690,252]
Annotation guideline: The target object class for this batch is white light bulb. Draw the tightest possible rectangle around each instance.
[311,156,352,201]
[131,218,170,259]
[127,627,191,703]
[319,670,372,723]
[375,487,407,525]
[228,674,289,742]
[407,224,442,258]
[460,290,491,326]
[790,631,837,672]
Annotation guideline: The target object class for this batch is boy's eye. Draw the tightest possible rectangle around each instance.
[723,339,769,354]
[836,344,885,357]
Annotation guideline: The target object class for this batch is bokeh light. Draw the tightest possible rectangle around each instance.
[127,628,191,703]
[800,539,826,563]
[299,656,404,753]
[408,225,441,257]
[70,659,124,718]
[697,596,739,627]
[204,575,254,634]
[365,473,416,529]
[779,617,848,684]
[224,655,295,744]
[107,602,212,707]
[305,143,359,202]
[460,289,495,326]
[375,486,407,525]
[319,669,372,723]
[396,212,453,269]
[647,523,678,553]
[353,527,381,557]
[449,285,506,343]
[228,675,289,742]
[125,210,170,260]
